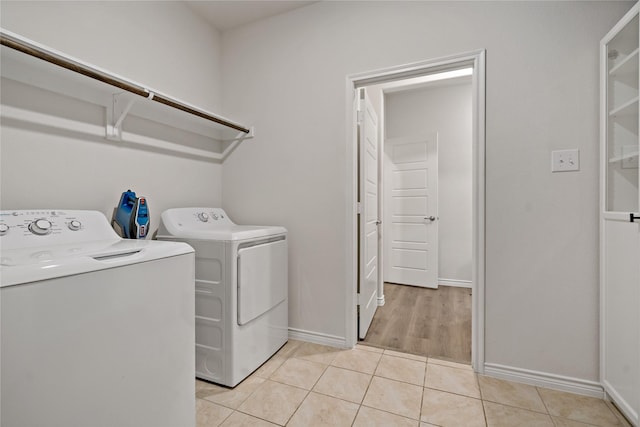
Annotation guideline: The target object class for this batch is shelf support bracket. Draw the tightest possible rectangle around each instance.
[106,92,146,141]
[220,127,255,160]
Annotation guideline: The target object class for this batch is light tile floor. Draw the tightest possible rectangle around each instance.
[196,340,631,427]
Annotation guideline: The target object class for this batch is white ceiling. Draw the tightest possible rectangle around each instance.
[184,1,317,32]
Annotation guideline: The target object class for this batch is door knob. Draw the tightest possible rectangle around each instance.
[425,216,436,222]
[375,220,382,225]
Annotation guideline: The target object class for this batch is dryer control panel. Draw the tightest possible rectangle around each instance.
[160,208,235,230]
[158,207,286,242]
[195,209,229,224]
[0,210,119,250]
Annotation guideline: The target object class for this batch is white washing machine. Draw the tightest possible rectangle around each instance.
[0,210,195,427]
[157,207,288,387]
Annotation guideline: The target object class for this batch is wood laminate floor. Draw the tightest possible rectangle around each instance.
[360,283,472,363]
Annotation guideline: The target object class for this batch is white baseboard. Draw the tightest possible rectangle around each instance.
[603,380,639,426]
[288,328,348,349]
[484,363,604,398]
[438,278,472,288]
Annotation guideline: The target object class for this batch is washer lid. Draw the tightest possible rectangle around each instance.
[0,239,194,288]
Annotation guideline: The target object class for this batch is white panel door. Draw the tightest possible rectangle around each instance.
[600,5,639,425]
[385,134,438,288]
[358,88,380,340]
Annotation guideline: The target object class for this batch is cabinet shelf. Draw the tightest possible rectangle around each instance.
[0,28,253,160]
[600,6,640,424]
[608,150,639,163]
[609,47,639,76]
[609,96,639,117]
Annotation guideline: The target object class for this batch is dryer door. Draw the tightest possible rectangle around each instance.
[237,238,287,326]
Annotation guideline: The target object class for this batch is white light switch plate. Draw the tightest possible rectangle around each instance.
[552,149,580,172]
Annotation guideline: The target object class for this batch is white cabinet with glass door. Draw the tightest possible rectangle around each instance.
[600,4,639,426]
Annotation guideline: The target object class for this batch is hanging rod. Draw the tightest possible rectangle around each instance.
[0,29,251,134]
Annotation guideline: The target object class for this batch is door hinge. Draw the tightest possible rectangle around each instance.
[357,109,364,124]
[356,293,363,305]
[357,202,363,214]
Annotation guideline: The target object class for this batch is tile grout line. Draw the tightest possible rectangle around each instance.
[475,376,565,418]
[240,344,318,427]
[348,367,376,427]
[311,365,373,405]
[383,348,428,363]
[423,384,483,402]
[424,362,482,400]
[480,394,488,427]
[474,370,488,426]
[273,343,314,426]
[479,398,556,417]
[231,408,280,426]
[350,348,422,424]
[606,400,635,427]
[533,386,603,427]
[283,345,357,426]
[349,405,362,427]
[282,387,312,427]
[419,362,427,425]
[535,385,553,421]
[428,358,473,371]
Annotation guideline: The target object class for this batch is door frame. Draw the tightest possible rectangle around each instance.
[344,50,486,373]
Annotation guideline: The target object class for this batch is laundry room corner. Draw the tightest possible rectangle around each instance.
[0,1,226,234]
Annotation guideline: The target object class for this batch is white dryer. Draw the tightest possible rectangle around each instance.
[0,210,195,427]
[158,207,288,387]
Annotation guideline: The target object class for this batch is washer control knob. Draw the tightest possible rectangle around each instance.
[29,219,52,235]
[212,214,219,220]
[68,220,82,231]
[198,212,209,222]
[0,224,8,236]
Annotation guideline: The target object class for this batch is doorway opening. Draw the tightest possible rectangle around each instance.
[345,50,486,373]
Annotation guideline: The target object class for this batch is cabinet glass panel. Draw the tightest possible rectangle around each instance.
[606,14,639,213]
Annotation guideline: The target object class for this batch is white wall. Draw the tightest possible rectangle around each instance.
[1,0,634,388]
[0,1,224,229]
[220,1,634,383]
[385,79,473,284]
